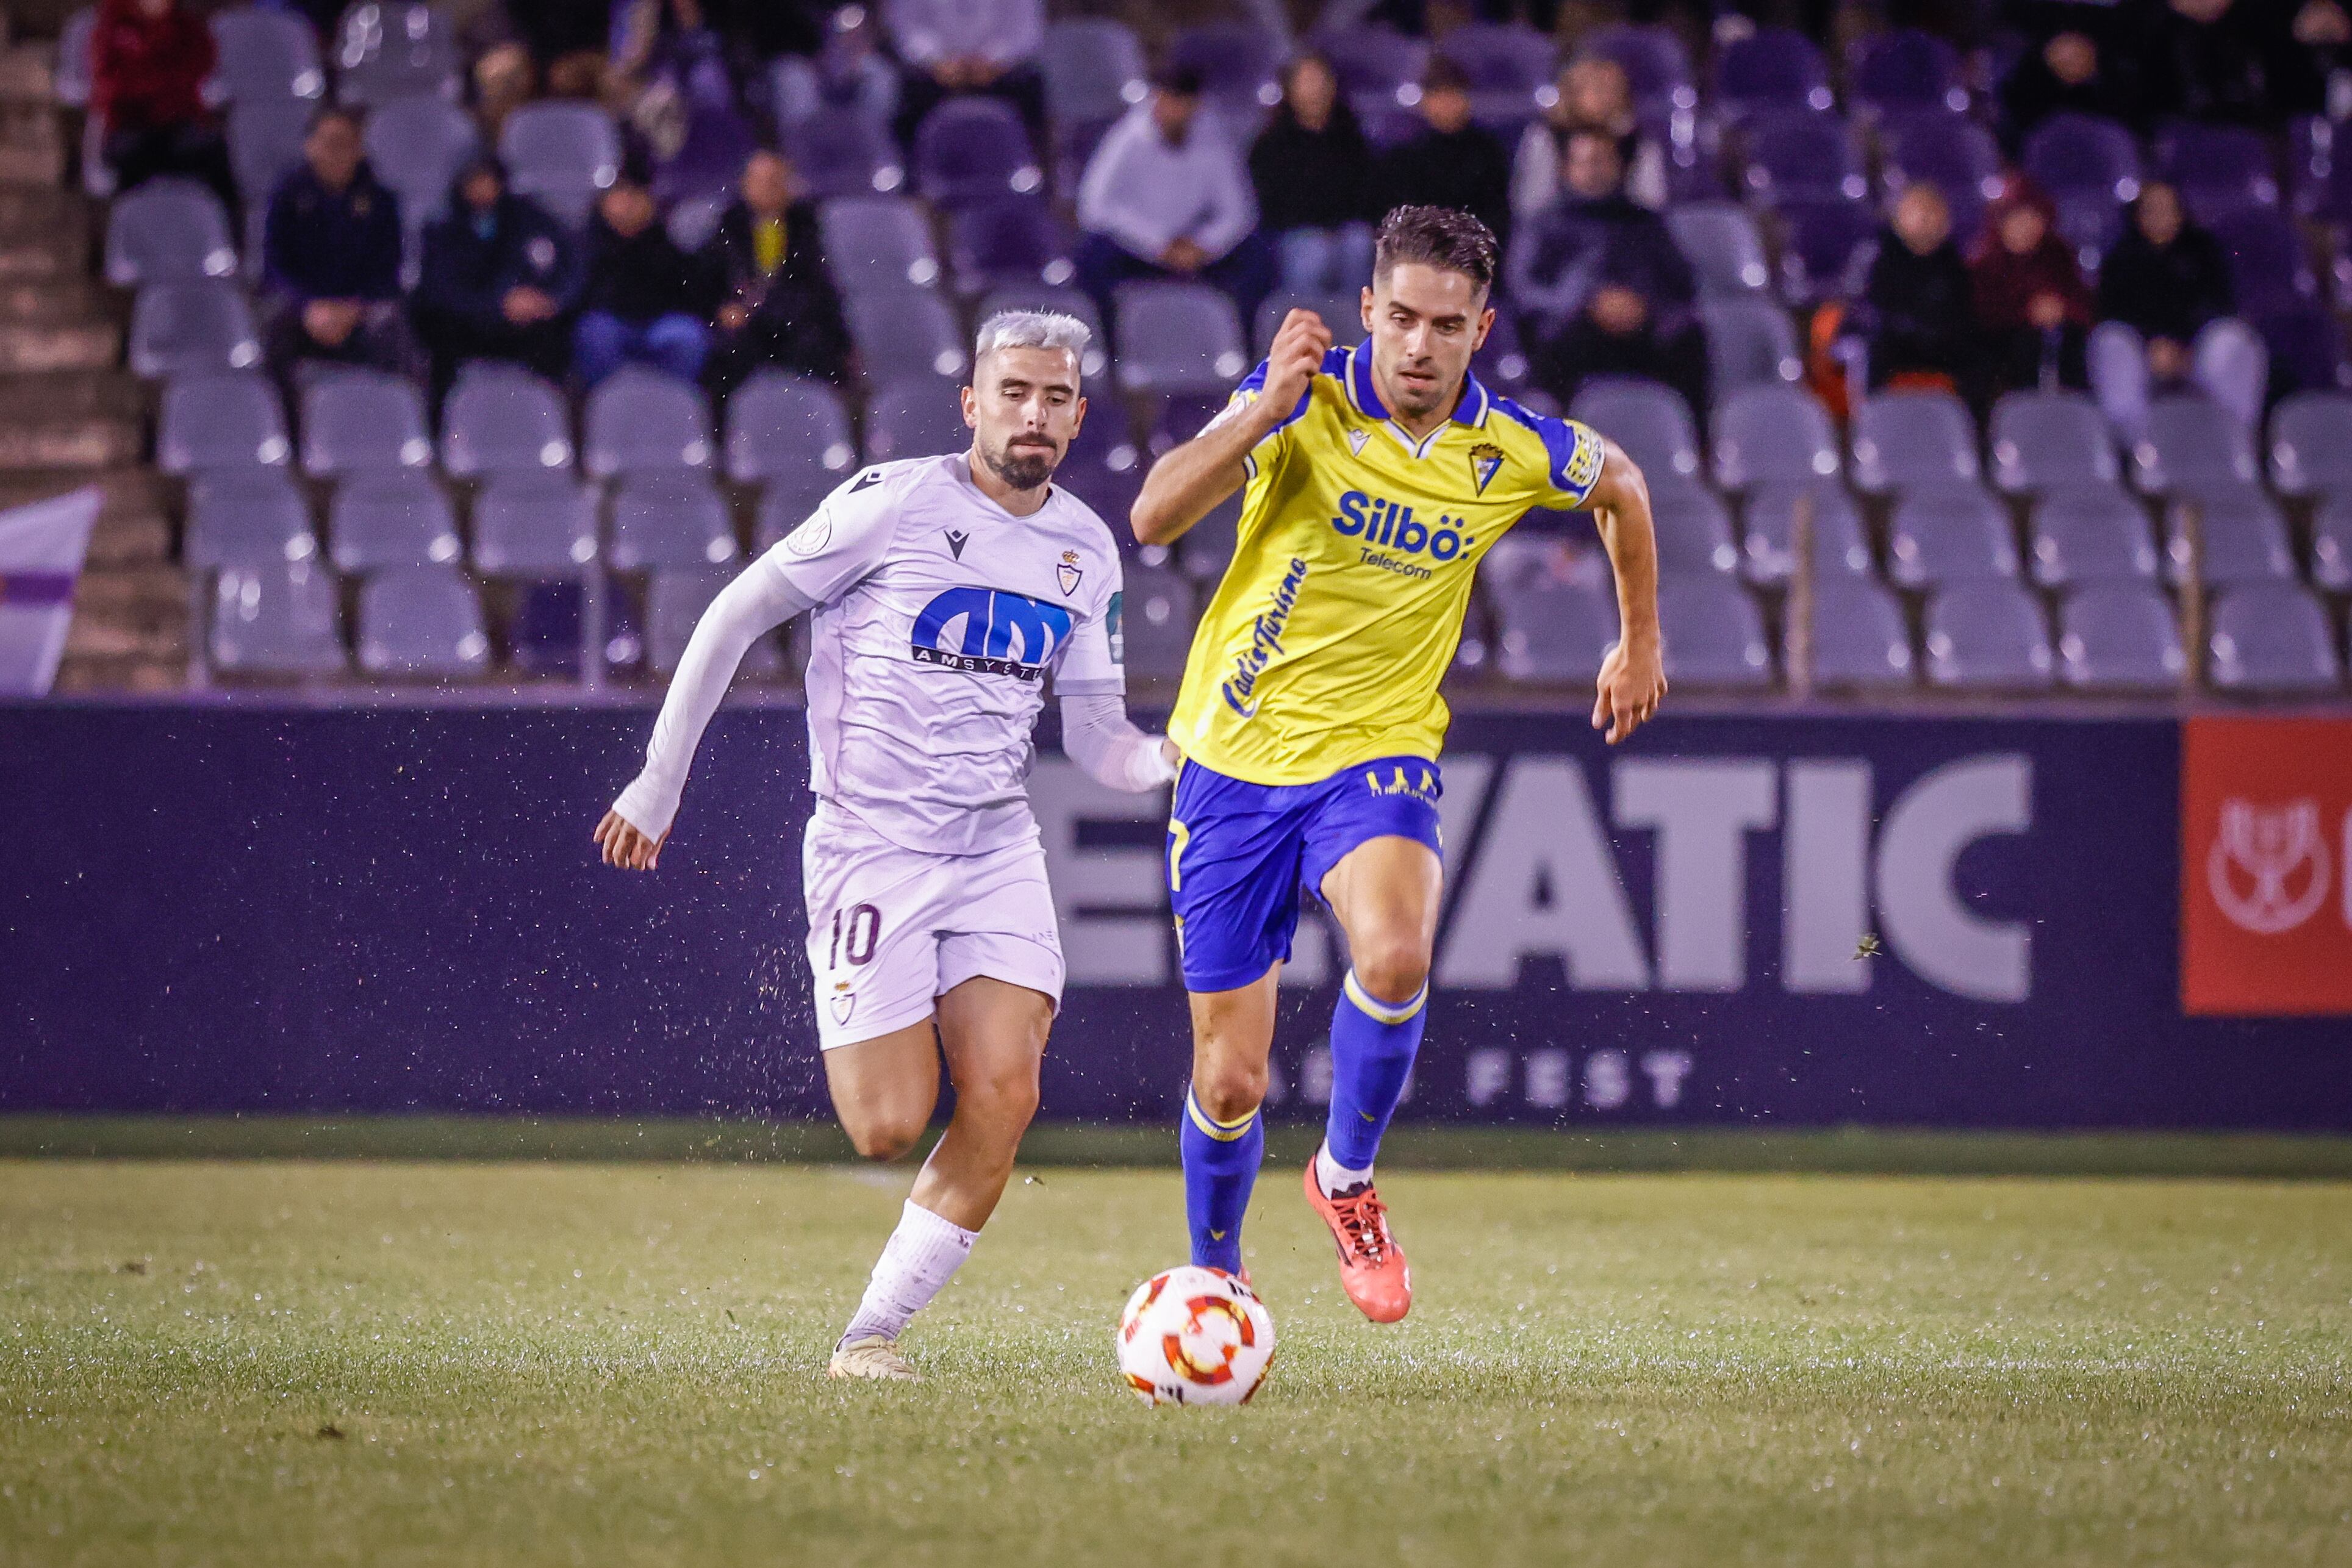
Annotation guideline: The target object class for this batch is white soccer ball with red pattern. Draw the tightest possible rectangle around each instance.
[1115,1265,1275,1406]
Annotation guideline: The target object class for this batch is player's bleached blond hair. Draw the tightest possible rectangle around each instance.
[973,309,1092,368]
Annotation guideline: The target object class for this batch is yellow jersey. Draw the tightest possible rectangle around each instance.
[1167,340,1608,786]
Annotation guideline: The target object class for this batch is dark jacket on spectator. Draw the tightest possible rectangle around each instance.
[1507,190,1697,337]
[414,168,583,329]
[581,209,716,323]
[1249,101,1378,232]
[90,0,215,135]
[1994,0,2145,145]
[700,196,853,382]
[1381,123,1515,247]
[2134,0,2327,127]
[1970,185,2092,332]
[2096,201,2234,343]
[1861,224,1977,382]
[262,162,404,303]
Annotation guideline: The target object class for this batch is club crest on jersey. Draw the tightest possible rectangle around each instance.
[1468,442,1506,495]
[909,585,1072,680]
[1347,428,1370,456]
[1057,548,1082,596]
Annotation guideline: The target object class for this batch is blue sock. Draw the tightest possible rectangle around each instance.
[1180,1088,1262,1274]
[1323,969,1429,1170]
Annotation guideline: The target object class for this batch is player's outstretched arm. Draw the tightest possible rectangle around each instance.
[1058,689,1180,792]
[595,561,817,870]
[1130,309,1332,546]
[1580,439,1668,745]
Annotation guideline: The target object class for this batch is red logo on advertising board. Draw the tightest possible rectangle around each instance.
[2181,717,2352,1015]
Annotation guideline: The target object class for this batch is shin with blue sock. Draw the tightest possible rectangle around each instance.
[1181,1089,1262,1274]
[1322,968,1429,1180]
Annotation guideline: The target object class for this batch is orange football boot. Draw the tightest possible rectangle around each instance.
[1302,1152,1411,1322]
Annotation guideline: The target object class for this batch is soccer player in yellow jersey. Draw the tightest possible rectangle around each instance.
[1131,206,1666,1322]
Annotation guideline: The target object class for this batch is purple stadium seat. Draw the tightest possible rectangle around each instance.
[864,378,971,462]
[725,371,856,486]
[1776,196,1877,304]
[184,469,316,570]
[2291,115,2352,226]
[328,468,461,571]
[364,95,479,234]
[1660,576,1773,686]
[158,371,289,473]
[1881,113,2002,243]
[357,566,488,679]
[334,2,462,108]
[1742,111,1866,206]
[948,199,1075,296]
[1119,558,1199,678]
[1041,18,1148,127]
[1888,483,2018,587]
[819,196,942,294]
[1741,480,1873,582]
[1849,390,1980,493]
[914,97,1042,209]
[1471,307,1535,393]
[844,288,969,384]
[1713,384,1840,489]
[1253,291,1366,357]
[1648,480,1740,576]
[2165,484,2296,585]
[1925,580,2055,689]
[472,471,596,576]
[648,567,781,677]
[1166,21,1286,123]
[1436,22,1558,127]
[1665,203,1771,297]
[2157,124,2279,222]
[2059,582,2185,690]
[301,370,432,476]
[210,7,325,103]
[105,179,236,287]
[1311,26,1430,115]
[129,281,261,379]
[498,101,622,228]
[211,560,346,676]
[1146,392,1227,459]
[1713,27,1832,119]
[2311,494,2352,590]
[229,96,312,212]
[2029,483,2159,585]
[2023,112,2141,256]
[2267,391,2352,496]
[1701,298,1802,392]
[584,367,715,477]
[1571,378,1701,484]
[1848,29,1967,119]
[1582,24,1696,116]
[56,7,93,109]
[2209,206,2320,314]
[1806,574,1915,687]
[1485,539,1619,683]
[1114,282,1249,396]
[2208,582,2342,692]
[783,109,906,202]
[1990,390,2117,493]
[606,471,736,570]
[440,364,572,476]
[2129,393,2260,493]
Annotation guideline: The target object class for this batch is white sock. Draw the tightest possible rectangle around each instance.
[838,1199,977,1351]
[1316,1142,1374,1198]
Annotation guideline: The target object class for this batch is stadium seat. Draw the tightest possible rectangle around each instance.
[606,471,737,570]
[1649,480,1740,576]
[365,95,479,234]
[1741,110,1866,206]
[783,109,906,202]
[1118,559,1200,679]
[2058,582,2185,690]
[1665,204,1771,297]
[2292,114,2352,226]
[975,284,1112,382]
[129,282,262,379]
[820,196,942,294]
[948,199,1075,297]
[2208,206,2321,315]
[2028,483,2159,585]
[1571,378,1701,484]
[1469,307,1536,393]
[1146,393,1227,459]
[1924,580,2055,689]
[1805,574,1915,688]
[329,469,461,571]
[845,288,969,384]
[1436,22,1558,128]
[184,470,317,569]
[1776,196,1879,304]
[725,372,855,486]
[1712,385,1839,490]
[228,97,312,213]
[2267,391,2352,496]
[1041,18,1148,127]
[755,475,845,550]
[1887,483,2019,587]
[1254,292,1366,358]
[1700,298,1802,393]
[1713,27,1832,120]
[54,8,93,109]
[1582,23,1696,116]
[1880,113,2001,241]
[356,566,489,678]
[2313,495,2352,591]
[1848,29,1967,119]
[1740,480,1873,582]
[209,6,326,102]
[440,365,573,476]
[210,560,344,675]
[498,101,622,228]
[2165,485,2296,585]
[648,567,781,676]
[157,371,289,473]
[334,2,462,107]
[105,179,237,287]
[2208,582,2343,691]
[1659,577,1773,687]
[1485,541,1619,684]
[913,97,1042,208]
[2023,112,2140,254]
[1990,390,2117,493]
[583,367,715,478]
[1059,404,1143,491]
[1057,462,1144,540]
[2157,123,2279,223]
[2129,395,2260,493]
[472,470,597,576]
[1113,282,1250,396]
[1166,21,1286,123]
[1177,493,1242,581]
[1849,390,1979,493]
[863,379,971,462]
[1314,26,1429,121]
[301,369,433,476]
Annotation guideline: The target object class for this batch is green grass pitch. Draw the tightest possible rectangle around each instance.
[5,1149,2350,1566]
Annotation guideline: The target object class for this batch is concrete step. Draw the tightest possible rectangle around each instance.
[0,185,85,237]
[0,318,118,371]
[0,135,64,187]
[0,370,145,469]
[50,654,189,693]
[0,230,82,281]
[0,467,172,529]
[60,560,188,663]
[0,279,115,324]
[0,48,52,106]
[0,367,145,421]
[0,419,138,468]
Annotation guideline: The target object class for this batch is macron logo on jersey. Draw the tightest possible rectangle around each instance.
[910,586,1073,681]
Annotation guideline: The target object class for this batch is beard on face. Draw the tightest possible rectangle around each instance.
[984,431,1060,492]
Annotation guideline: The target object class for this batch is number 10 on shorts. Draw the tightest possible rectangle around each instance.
[830,903,881,970]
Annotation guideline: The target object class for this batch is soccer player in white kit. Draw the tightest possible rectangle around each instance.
[593,312,1176,1381]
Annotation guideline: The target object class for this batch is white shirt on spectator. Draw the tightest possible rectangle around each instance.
[1077,103,1258,265]
[884,0,1042,70]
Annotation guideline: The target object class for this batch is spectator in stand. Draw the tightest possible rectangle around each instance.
[1510,55,1666,224]
[2138,0,2332,127]
[575,163,715,387]
[411,154,583,401]
[608,0,758,208]
[881,0,1049,151]
[1996,4,2141,149]
[1971,177,2092,396]
[1858,184,1980,397]
[471,0,617,140]
[1509,125,1704,411]
[88,0,235,212]
[1249,55,1379,296]
[1382,57,1515,248]
[700,149,853,394]
[260,107,417,381]
[1075,66,1268,326]
[2089,180,2267,439]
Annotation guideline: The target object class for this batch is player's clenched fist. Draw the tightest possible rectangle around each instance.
[593,807,667,870]
[1258,309,1334,413]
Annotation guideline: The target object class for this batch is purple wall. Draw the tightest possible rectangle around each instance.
[2,703,2345,1128]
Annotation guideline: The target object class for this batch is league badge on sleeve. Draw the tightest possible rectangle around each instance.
[1057,548,1083,596]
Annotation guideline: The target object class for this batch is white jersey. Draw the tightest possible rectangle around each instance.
[770,454,1126,856]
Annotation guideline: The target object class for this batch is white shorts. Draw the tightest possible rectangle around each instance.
[800,806,1065,1050]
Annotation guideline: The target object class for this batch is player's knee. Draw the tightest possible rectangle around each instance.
[848,1109,928,1162]
[959,1057,1042,1130]
[1352,937,1432,1008]
[1192,1059,1267,1125]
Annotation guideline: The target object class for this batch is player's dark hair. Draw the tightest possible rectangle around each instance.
[1372,206,1498,296]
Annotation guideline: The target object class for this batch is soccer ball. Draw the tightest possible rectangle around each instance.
[1115,1265,1275,1406]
